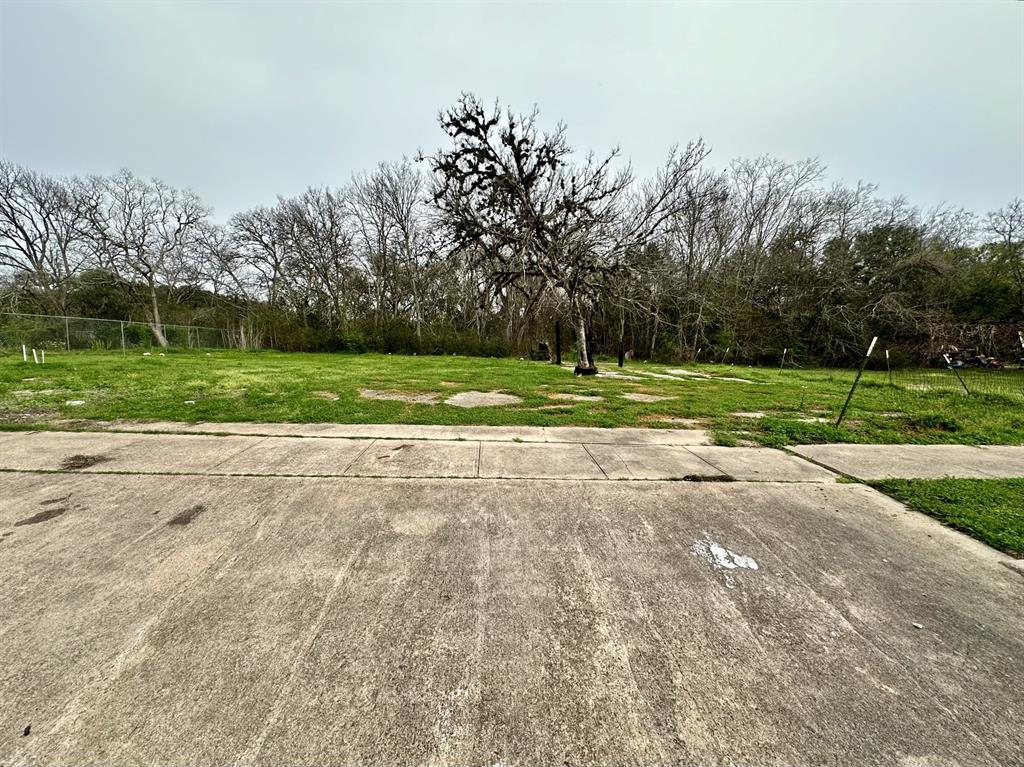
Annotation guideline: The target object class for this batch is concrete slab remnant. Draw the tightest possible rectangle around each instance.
[621,393,674,402]
[359,389,441,405]
[444,390,524,408]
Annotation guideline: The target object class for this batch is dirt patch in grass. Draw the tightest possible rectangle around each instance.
[445,391,523,408]
[641,416,705,427]
[359,389,441,405]
[596,371,644,381]
[60,454,111,470]
[548,392,603,402]
[622,393,674,403]
[312,390,340,401]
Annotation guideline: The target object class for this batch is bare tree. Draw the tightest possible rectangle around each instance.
[988,199,1024,307]
[0,161,91,313]
[280,187,355,330]
[428,94,707,372]
[82,170,207,346]
[229,204,291,308]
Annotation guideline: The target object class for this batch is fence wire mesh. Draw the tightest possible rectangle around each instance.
[0,312,234,352]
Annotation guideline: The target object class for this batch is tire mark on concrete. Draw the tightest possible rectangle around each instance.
[237,529,380,765]
[739,521,1002,766]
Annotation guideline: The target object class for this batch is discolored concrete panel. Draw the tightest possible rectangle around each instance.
[344,439,480,478]
[543,426,710,445]
[585,443,726,480]
[478,442,605,479]
[82,433,262,474]
[790,443,1024,480]
[211,436,370,476]
[0,430,145,471]
[688,446,838,482]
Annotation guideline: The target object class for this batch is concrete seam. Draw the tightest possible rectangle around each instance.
[341,439,377,475]
[581,443,610,479]
[206,436,269,472]
[682,447,732,478]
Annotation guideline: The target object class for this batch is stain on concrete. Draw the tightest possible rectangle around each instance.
[168,504,207,526]
[41,495,71,506]
[14,507,68,526]
[60,454,110,470]
[377,444,413,460]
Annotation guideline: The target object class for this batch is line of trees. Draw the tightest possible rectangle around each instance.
[2,94,1022,368]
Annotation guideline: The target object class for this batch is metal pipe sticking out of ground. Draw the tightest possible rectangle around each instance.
[836,336,877,427]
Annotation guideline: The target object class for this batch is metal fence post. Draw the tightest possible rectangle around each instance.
[943,354,971,395]
[64,315,70,351]
[836,336,877,427]
[120,321,126,355]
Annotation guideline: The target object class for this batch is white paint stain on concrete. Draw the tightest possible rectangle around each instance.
[691,533,759,589]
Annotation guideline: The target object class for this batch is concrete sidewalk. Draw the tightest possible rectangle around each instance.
[59,420,713,445]
[1,471,1021,765]
[791,443,1024,480]
[0,429,837,482]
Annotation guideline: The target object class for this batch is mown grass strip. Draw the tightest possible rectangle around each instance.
[871,478,1024,557]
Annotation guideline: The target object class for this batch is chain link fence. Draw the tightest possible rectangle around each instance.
[0,312,234,353]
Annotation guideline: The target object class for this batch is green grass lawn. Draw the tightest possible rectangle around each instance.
[871,478,1024,557]
[1,349,1022,447]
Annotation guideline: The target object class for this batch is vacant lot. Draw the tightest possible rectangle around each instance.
[2,350,1023,447]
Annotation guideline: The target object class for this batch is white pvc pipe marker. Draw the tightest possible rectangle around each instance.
[22,344,28,362]
[32,349,39,364]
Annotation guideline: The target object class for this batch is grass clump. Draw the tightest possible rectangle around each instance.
[871,478,1024,557]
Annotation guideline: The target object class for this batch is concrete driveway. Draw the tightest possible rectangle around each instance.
[1,427,1022,765]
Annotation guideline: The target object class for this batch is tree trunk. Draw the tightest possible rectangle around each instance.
[573,313,596,374]
[148,282,169,348]
[617,312,626,367]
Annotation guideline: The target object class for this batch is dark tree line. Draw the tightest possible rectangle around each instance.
[2,95,1022,366]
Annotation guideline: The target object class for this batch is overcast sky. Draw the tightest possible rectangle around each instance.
[1,1,1021,220]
